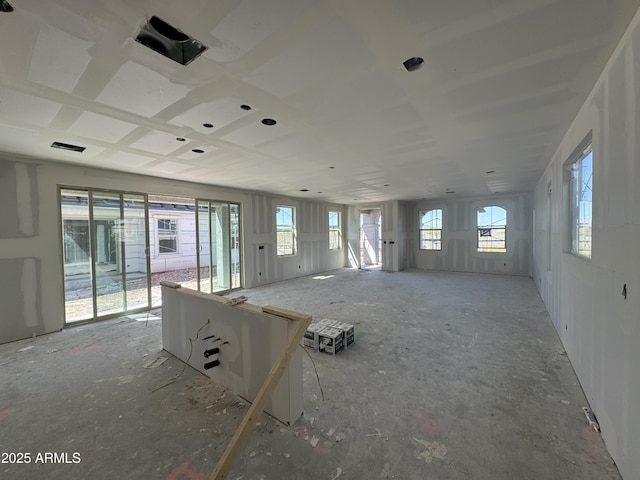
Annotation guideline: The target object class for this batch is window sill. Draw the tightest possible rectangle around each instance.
[565,251,592,263]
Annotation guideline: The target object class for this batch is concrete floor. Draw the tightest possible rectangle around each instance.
[0,268,620,480]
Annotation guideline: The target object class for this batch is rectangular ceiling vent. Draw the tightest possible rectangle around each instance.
[51,141,86,153]
[135,16,207,66]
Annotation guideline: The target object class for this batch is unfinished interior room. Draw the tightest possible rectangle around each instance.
[1,1,639,479]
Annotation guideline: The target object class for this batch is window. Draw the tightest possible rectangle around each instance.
[419,209,442,250]
[157,218,178,254]
[477,206,506,252]
[328,211,341,250]
[276,206,296,256]
[568,143,592,259]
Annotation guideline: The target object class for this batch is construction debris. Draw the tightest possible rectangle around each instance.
[583,407,600,432]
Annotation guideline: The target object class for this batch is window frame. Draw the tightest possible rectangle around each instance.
[328,211,341,250]
[419,209,442,250]
[276,206,296,256]
[157,217,178,255]
[476,206,507,253]
[567,141,593,260]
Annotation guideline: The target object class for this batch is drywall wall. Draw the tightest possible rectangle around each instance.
[411,194,532,277]
[532,11,640,479]
[0,156,345,344]
[0,162,38,238]
[245,194,345,286]
[345,201,408,272]
[0,258,43,343]
[161,285,304,425]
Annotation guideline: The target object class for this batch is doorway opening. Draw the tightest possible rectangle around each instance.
[359,208,382,270]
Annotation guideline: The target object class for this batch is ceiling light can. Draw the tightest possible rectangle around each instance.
[403,57,424,72]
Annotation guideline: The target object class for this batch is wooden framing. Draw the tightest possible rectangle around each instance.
[208,306,312,480]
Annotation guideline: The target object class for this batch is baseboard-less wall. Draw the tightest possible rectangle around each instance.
[410,194,533,277]
[161,285,304,425]
[533,10,640,479]
[0,156,345,344]
[246,194,345,286]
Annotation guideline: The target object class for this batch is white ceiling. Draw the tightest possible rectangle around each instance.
[0,0,638,203]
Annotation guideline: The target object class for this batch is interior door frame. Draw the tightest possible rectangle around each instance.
[358,207,382,269]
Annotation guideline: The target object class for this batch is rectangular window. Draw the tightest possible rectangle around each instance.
[157,218,178,254]
[569,143,592,259]
[477,206,507,252]
[419,209,442,250]
[329,211,341,250]
[276,206,296,256]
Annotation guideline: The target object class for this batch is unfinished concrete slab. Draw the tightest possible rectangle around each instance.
[0,269,620,479]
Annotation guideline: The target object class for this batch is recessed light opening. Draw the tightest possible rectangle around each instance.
[176,137,186,142]
[192,148,204,154]
[299,189,309,192]
[202,123,214,128]
[51,141,85,153]
[403,57,424,72]
[485,170,496,174]
[240,104,252,111]
[261,118,277,126]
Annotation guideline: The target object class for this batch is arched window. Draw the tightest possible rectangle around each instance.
[419,209,442,250]
[477,206,506,252]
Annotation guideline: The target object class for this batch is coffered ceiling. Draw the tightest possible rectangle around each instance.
[0,0,638,203]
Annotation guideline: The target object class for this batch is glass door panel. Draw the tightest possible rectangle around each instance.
[124,194,149,311]
[230,204,241,289]
[92,192,125,317]
[212,203,230,292]
[196,201,239,293]
[148,195,197,306]
[61,189,94,323]
[197,201,212,293]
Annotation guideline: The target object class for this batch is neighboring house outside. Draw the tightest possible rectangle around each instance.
[61,197,216,278]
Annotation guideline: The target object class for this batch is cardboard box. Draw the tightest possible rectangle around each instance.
[303,322,328,350]
[332,321,355,348]
[318,327,344,355]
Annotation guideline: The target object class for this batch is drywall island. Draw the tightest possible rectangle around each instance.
[161,284,306,425]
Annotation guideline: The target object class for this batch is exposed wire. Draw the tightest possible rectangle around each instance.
[299,343,324,401]
[152,318,210,393]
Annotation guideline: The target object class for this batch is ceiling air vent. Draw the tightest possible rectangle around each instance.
[135,16,207,66]
[0,1,14,13]
[51,141,86,153]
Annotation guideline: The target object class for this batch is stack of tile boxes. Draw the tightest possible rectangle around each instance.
[303,318,355,355]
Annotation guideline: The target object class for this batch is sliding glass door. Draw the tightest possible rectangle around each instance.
[92,192,124,317]
[61,188,150,324]
[61,190,93,322]
[123,194,149,311]
[196,200,241,293]
[61,189,240,324]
